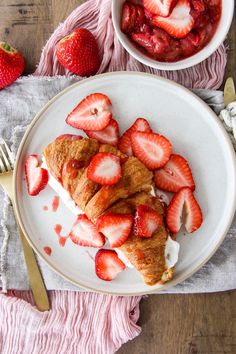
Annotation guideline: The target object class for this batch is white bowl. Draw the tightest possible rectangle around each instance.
[112,0,234,71]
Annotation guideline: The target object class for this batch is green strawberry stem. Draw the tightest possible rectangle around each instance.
[0,42,15,53]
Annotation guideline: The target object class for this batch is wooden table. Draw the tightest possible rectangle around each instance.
[1,1,236,353]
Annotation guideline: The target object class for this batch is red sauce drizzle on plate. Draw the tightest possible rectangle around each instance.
[54,224,68,247]
[43,206,48,211]
[52,196,60,212]
[44,246,52,256]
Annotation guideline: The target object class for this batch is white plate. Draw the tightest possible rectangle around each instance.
[14,72,236,295]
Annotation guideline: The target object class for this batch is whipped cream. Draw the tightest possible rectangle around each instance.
[42,156,84,216]
[42,156,179,269]
[165,236,180,269]
[114,248,134,268]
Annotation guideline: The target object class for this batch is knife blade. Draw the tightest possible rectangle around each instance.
[224,77,236,106]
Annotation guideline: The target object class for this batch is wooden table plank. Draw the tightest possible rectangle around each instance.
[1,1,236,353]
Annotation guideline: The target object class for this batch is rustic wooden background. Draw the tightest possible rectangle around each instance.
[1,1,236,353]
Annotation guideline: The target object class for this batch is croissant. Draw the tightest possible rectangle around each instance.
[43,136,174,285]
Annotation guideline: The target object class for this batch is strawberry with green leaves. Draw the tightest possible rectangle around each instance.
[0,42,25,89]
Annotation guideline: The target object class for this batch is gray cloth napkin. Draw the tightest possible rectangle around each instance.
[0,76,235,293]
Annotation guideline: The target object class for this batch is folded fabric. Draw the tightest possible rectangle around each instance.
[1,76,235,294]
[0,290,141,354]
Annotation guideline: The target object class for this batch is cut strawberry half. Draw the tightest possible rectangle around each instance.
[25,155,49,196]
[152,0,195,39]
[85,118,120,146]
[154,154,195,193]
[69,214,105,247]
[121,1,137,34]
[118,117,152,156]
[96,213,134,247]
[166,187,203,234]
[87,152,122,185]
[143,0,177,17]
[95,249,126,281]
[66,93,112,131]
[134,204,163,238]
[131,131,172,170]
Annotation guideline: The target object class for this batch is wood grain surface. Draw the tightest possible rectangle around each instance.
[1,1,236,353]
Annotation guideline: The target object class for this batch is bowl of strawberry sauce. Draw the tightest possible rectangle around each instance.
[112,0,234,70]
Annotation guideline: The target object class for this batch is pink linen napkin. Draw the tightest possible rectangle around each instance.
[0,0,228,353]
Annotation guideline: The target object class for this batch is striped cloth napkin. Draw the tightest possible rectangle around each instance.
[0,0,232,353]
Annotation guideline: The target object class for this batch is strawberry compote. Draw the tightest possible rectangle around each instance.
[120,0,222,62]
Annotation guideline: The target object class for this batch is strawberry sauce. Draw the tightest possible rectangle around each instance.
[43,206,48,211]
[121,0,222,62]
[54,224,68,247]
[52,196,60,212]
[43,246,52,256]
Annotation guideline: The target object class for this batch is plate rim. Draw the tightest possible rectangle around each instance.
[13,71,236,295]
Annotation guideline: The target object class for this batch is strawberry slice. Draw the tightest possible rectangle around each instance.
[131,131,172,170]
[118,117,152,156]
[66,93,112,131]
[69,214,105,247]
[154,154,195,193]
[87,152,122,185]
[166,187,203,234]
[134,204,163,238]
[143,0,177,17]
[95,249,126,281]
[96,213,134,247]
[25,155,49,196]
[85,118,119,146]
[152,0,195,39]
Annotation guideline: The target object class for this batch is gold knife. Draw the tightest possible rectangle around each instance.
[224,77,236,106]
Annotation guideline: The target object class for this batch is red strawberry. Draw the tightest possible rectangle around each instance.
[66,93,112,131]
[55,134,83,141]
[56,28,100,77]
[69,214,105,247]
[0,42,25,89]
[135,4,146,28]
[134,204,163,238]
[191,0,205,13]
[143,0,177,17]
[118,118,152,156]
[87,152,122,185]
[152,0,195,39]
[180,32,200,57]
[166,187,203,234]
[154,154,195,193]
[131,131,172,170]
[121,1,137,34]
[95,249,126,281]
[25,155,49,196]
[85,118,119,146]
[131,28,171,58]
[96,213,134,247]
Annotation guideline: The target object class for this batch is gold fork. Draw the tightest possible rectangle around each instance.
[0,139,50,311]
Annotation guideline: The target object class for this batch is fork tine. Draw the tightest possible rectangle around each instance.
[0,145,12,171]
[2,140,14,166]
[0,156,6,172]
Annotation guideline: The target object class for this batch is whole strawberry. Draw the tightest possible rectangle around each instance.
[56,28,100,77]
[0,42,25,89]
